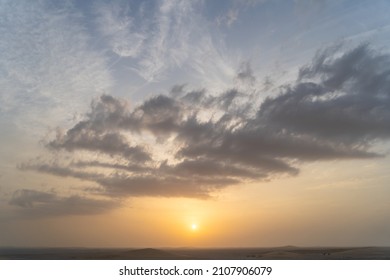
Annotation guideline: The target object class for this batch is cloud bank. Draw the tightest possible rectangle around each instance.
[9,189,118,217]
[14,44,390,214]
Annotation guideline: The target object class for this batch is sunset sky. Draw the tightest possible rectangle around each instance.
[1,0,390,248]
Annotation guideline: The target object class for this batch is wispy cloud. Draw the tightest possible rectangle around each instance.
[215,0,267,27]
[93,0,145,58]
[92,0,235,84]
[0,0,112,129]
[216,8,239,27]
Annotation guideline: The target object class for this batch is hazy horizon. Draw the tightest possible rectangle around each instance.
[1,245,389,249]
[1,0,390,248]
[2,246,390,260]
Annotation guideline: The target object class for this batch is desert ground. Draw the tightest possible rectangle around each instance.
[1,246,390,260]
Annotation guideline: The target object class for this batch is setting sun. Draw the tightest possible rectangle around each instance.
[191,224,198,230]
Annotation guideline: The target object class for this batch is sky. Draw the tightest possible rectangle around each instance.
[1,0,390,248]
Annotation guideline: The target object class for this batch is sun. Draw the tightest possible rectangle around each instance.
[191,223,198,230]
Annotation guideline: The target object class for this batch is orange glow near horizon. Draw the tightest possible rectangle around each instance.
[3,160,390,248]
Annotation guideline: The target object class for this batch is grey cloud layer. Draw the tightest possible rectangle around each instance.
[14,44,390,212]
[10,189,118,217]
[261,44,390,142]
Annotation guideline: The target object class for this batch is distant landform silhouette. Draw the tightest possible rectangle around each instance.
[1,246,390,260]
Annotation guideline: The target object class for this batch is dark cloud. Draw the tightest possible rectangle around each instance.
[20,160,237,199]
[16,44,390,208]
[72,160,152,174]
[49,131,151,162]
[97,174,237,199]
[134,95,184,137]
[160,159,266,180]
[9,189,117,217]
[216,89,241,110]
[236,61,256,85]
[19,162,103,182]
[260,44,390,143]
[47,95,151,162]
[169,83,187,97]
[10,189,56,208]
